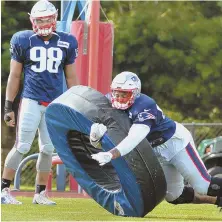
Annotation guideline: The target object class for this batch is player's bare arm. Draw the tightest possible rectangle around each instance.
[193,192,217,204]
[4,59,23,127]
[65,63,80,88]
[109,148,121,159]
[6,59,22,102]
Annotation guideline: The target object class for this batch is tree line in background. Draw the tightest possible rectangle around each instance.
[1,1,222,123]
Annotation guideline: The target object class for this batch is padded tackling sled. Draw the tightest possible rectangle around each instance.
[45,86,166,217]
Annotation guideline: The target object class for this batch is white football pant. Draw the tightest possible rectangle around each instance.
[14,98,54,155]
[153,122,211,202]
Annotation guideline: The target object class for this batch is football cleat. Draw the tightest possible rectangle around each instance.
[33,190,56,205]
[1,188,22,204]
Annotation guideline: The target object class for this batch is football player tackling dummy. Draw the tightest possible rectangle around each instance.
[90,71,222,210]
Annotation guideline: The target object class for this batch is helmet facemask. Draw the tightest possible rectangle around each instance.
[111,88,139,110]
[29,0,58,36]
[30,13,57,36]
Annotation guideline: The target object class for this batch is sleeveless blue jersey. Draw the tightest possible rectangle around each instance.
[10,30,78,102]
[106,93,176,145]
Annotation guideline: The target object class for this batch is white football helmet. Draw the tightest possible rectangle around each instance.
[29,0,58,36]
[111,71,141,110]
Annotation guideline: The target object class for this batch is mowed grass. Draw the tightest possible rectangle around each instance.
[1,197,221,221]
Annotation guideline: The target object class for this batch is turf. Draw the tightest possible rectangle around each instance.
[1,197,221,221]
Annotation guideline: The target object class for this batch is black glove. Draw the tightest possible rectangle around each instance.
[4,100,13,122]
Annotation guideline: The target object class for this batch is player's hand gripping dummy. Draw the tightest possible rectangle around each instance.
[90,123,114,166]
[90,123,107,149]
[91,72,150,166]
[90,123,113,166]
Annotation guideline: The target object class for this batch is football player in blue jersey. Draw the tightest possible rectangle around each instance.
[1,0,79,205]
[90,71,222,210]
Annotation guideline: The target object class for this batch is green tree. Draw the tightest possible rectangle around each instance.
[1,1,222,122]
[107,1,222,121]
[1,1,33,92]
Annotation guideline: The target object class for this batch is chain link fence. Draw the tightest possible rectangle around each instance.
[1,123,222,190]
[183,123,222,146]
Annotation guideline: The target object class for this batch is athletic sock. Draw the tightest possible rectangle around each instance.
[35,184,46,194]
[215,196,222,206]
[1,178,11,191]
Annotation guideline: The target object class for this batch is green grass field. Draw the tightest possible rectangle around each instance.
[1,197,221,221]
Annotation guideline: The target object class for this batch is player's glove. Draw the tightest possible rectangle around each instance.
[4,100,15,127]
[91,152,113,166]
[90,123,107,149]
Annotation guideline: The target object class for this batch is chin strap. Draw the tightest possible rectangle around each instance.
[112,101,132,110]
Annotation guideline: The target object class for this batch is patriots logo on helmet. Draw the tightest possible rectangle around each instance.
[131,76,138,82]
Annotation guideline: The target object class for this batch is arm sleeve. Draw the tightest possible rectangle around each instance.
[116,124,150,156]
[65,34,78,65]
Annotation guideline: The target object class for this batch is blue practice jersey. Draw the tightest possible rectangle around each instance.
[106,93,176,146]
[10,30,78,102]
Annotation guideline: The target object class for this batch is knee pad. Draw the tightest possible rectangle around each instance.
[36,152,52,172]
[167,186,194,205]
[165,181,184,202]
[4,148,23,170]
[16,142,31,154]
[40,144,54,155]
[207,177,222,197]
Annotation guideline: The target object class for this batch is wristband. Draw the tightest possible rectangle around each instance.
[4,100,13,113]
